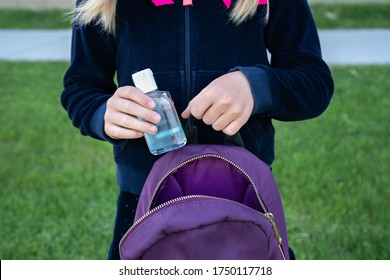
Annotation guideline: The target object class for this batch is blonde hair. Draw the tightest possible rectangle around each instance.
[73,0,268,34]
[231,0,269,25]
[73,0,118,34]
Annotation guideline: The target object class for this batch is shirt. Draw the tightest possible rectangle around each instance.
[61,0,334,194]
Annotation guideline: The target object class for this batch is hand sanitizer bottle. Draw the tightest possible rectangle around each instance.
[132,68,187,155]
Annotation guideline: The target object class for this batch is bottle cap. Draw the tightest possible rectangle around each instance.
[132,68,158,93]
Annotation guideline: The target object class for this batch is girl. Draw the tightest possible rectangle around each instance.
[61,0,334,259]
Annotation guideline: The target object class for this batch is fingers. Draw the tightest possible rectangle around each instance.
[182,95,241,136]
[206,108,246,136]
[105,124,144,140]
[221,120,242,136]
[118,86,156,111]
[181,71,254,136]
[109,97,160,125]
[181,107,191,119]
[104,86,161,140]
[181,88,213,120]
[104,110,158,138]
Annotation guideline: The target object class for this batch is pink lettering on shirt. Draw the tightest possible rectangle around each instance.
[151,0,174,6]
[222,0,232,8]
[183,0,193,6]
[151,0,267,8]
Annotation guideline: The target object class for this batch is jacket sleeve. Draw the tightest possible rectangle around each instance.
[234,0,334,121]
[61,19,117,142]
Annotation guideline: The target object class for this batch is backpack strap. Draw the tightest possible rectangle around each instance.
[184,115,245,148]
[184,115,198,144]
[224,131,245,148]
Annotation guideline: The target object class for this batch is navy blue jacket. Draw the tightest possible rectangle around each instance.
[62,0,334,194]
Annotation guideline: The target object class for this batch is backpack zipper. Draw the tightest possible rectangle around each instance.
[120,153,286,259]
[122,194,286,259]
[148,154,267,211]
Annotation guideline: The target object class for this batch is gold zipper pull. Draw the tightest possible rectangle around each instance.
[265,212,282,245]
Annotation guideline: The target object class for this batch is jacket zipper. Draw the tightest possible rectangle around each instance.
[120,154,287,260]
[185,6,191,102]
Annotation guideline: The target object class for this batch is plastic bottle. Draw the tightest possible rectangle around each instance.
[132,68,187,155]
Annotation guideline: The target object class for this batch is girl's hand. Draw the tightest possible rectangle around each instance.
[181,71,254,136]
[104,86,161,139]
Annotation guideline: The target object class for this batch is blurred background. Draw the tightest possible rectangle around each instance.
[0,0,73,9]
[0,0,389,260]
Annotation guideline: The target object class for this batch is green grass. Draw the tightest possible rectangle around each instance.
[310,3,390,29]
[0,9,72,29]
[0,62,389,259]
[272,66,390,259]
[1,3,390,29]
[0,62,118,259]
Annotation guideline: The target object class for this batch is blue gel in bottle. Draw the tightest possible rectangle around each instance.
[132,69,187,155]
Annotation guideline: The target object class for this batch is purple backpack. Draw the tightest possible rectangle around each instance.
[119,143,290,259]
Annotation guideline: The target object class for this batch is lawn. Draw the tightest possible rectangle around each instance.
[0,62,389,259]
[0,62,118,259]
[310,3,390,29]
[272,66,390,259]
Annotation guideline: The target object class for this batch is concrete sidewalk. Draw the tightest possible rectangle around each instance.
[0,29,72,61]
[0,28,390,65]
[318,29,390,65]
